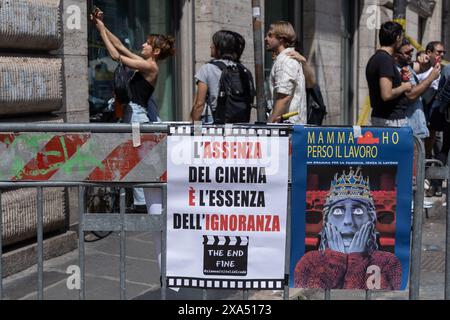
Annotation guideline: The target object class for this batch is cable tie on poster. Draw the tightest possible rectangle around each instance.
[353,126,362,138]
[225,124,233,136]
[194,121,202,136]
[132,122,141,147]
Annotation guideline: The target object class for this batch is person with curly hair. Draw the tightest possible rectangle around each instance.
[294,167,402,290]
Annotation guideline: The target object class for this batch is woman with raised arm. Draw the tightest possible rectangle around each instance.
[90,9,175,273]
[91,8,175,124]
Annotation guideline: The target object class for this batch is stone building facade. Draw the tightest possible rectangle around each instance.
[2,0,449,126]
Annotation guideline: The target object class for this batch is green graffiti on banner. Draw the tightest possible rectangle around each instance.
[58,138,105,176]
[10,158,26,179]
[7,134,105,180]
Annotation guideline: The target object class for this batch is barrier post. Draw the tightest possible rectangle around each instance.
[78,186,86,300]
[0,190,2,300]
[161,185,167,300]
[283,185,292,300]
[120,188,126,300]
[446,151,450,299]
[37,187,44,300]
[409,137,425,300]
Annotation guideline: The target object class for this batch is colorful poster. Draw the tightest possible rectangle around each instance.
[167,127,289,290]
[290,127,414,291]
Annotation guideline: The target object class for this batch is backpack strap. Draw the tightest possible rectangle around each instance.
[208,59,228,71]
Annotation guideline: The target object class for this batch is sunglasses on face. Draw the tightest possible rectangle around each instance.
[435,50,446,55]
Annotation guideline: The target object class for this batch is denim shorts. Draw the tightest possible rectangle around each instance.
[124,102,150,124]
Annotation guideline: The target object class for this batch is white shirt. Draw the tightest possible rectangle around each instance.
[269,48,307,124]
[417,67,440,91]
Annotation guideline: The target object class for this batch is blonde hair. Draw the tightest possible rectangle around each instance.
[268,21,296,47]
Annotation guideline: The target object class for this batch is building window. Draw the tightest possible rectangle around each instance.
[418,16,426,45]
[88,0,175,121]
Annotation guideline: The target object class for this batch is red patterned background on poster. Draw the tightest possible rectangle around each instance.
[305,182,397,253]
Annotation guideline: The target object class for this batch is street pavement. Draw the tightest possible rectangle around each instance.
[1,195,448,300]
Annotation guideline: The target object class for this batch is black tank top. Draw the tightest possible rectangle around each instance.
[128,71,155,108]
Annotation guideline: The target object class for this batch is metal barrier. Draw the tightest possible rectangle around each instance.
[424,150,450,299]
[0,123,427,300]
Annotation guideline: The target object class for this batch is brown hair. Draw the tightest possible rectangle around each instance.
[147,34,176,61]
[268,21,296,47]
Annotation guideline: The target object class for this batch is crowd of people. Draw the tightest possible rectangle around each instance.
[90,8,450,207]
[366,21,450,198]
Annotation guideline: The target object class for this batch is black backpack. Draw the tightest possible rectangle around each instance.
[306,84,327,125]
[209,60,255,124]
[113,62,132,104]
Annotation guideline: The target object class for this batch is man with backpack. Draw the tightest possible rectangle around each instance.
[265,21,307,124]
[191,30,255,124]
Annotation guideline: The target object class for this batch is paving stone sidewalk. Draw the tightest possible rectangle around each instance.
[2,197,448,300]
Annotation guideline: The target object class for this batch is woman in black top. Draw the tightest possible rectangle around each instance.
[91,9,175,225]
[91,9,175,123]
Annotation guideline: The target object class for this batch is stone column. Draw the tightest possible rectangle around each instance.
[57,0,89,123]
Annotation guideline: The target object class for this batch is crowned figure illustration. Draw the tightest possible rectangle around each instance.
[294,167,402,290]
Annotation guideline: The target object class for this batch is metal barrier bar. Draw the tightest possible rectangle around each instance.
[0,182,167,188]
[324,289,331,300]
[0,123,292,133]
[0,190,3,300]
[426,167,449,180]
[283,185,292,301]
[78,186,86,300]
[161,185,167,300]
[365,290,372,300]
[83,214,161,232]
[37,187,44,300]
[446,155,450,300]
[202,289,207,300]
[120,188,126,300]
[0,123,170,133]
[243,290,249,300]
[409,137,425,300]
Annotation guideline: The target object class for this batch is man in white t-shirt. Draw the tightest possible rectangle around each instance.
[265,21,307,124]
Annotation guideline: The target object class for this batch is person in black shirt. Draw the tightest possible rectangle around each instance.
[366,21,412,126]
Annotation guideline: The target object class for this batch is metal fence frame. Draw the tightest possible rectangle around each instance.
[0,123,430,300]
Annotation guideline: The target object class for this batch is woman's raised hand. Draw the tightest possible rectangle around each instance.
[90,14,105,31]
[93,7,104,21]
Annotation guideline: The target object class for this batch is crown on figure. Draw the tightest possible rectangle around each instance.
[326,167,373,203]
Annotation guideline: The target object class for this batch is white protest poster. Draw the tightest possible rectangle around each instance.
[167,127,289,290]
